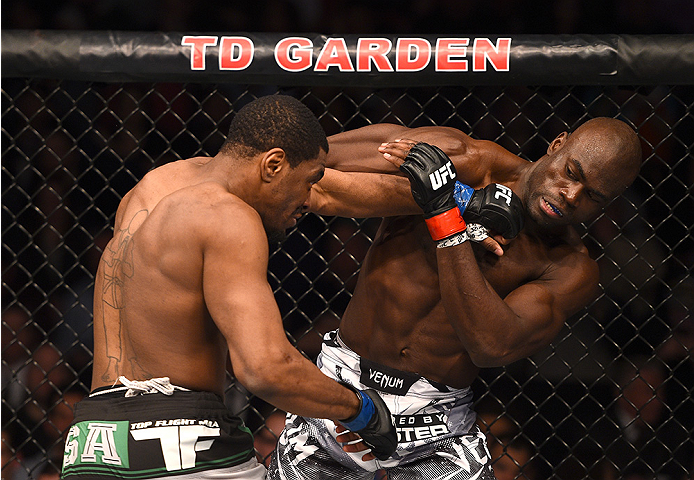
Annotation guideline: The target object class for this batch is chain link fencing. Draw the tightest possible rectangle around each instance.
[2,34,693,479]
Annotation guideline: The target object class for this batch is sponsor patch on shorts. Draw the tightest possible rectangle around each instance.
[359,357,420,395]
[61,418,253,478]
[394,414,450,443]
[63,420,130,473]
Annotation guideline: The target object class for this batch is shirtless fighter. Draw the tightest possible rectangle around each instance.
[269,118,642,479]
[60,95,398,479]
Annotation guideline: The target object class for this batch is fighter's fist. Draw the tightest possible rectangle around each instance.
[399,143,457,218]
[339,383,397,460]
[464,183,525,239]
[398,142,466,241]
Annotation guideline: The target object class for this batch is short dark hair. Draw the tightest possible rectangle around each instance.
[220,95,328,167]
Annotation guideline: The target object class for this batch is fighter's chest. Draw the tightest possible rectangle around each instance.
[470,234,551,297]
[376,217,553,298]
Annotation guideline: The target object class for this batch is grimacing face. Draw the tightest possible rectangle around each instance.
[523,129,637,229]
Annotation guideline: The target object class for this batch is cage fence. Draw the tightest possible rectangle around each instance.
[2,32,693,479]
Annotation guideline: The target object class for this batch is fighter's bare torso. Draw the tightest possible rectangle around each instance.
[91,157,235,394]
[329,125,591,388]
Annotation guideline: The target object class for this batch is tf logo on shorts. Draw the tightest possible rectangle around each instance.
[62,418,221,476]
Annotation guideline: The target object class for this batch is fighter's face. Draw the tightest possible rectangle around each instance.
[524,138,620,228]
[523,120,641,231]
[265,151,326,242]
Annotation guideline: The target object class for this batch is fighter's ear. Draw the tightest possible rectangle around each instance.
[260,148,287,182]
[547,132,568,154]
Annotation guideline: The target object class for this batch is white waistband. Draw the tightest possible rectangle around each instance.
[90,376,191,397]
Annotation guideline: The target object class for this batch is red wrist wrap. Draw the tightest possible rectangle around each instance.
[424,208,466,241]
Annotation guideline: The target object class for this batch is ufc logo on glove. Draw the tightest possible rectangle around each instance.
[429,162,456,190]
[494,184,513,206]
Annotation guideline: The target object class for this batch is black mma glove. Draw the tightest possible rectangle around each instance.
[339,382,397,460]
[399,143,466,241]
[462,183,524,239]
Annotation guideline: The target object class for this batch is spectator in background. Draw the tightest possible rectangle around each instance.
[590,356,692,480]
[43,388,86,471]
[475,397,520,447]
[488,436,537,480]
[2,425,23,480]
[2,307,41,411]
[4,387,85,480]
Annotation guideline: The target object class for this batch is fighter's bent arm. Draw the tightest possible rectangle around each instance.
[200,200,362,420]
[436,242,600,367]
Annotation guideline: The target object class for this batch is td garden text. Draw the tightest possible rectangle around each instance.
[181,36,512,73]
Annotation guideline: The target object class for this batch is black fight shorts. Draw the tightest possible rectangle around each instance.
[61,389,261,479]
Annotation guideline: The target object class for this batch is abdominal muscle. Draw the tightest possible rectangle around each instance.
[340,301,481,389]
[338,218,481,389]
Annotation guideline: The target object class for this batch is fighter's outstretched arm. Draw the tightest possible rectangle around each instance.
[313,124,482,218]
[201,201,359,418]
[310,168,417,217]
[314,124,487,219]
[326,124,471,173]
[309,124,423,218]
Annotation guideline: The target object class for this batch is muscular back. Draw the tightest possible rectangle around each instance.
[91,158,232,393]
[329,125,596,388]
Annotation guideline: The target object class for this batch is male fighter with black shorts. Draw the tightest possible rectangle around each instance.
[269,118,642,479]
[61,95,399,479]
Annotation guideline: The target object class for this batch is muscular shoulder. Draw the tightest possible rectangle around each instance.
[165,182,263,238]
[129,181,268,275]
[543,232,600,305]
[168,185,271,279]
[114,160,208,230]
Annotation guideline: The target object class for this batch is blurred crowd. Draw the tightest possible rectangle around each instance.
[2,0,693,34]
[2,2,693,478]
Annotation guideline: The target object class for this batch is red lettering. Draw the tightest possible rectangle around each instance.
[396,38,431,72]
[473,38,511,71]
[181,36,218,70]
[219,37,254,70]
[275,37,313,72]
[315,38,354,72]
[435,38,469,71]
[356,38,393,72]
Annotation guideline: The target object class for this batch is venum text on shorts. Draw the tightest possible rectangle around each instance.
[359,357,420,395]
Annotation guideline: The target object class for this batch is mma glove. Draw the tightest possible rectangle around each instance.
[338,382,398,460]
[399,142,467,243]
[454,181,525,239]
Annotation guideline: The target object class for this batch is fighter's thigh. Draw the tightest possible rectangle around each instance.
[268,416,373,480]
[387,431,495,480]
